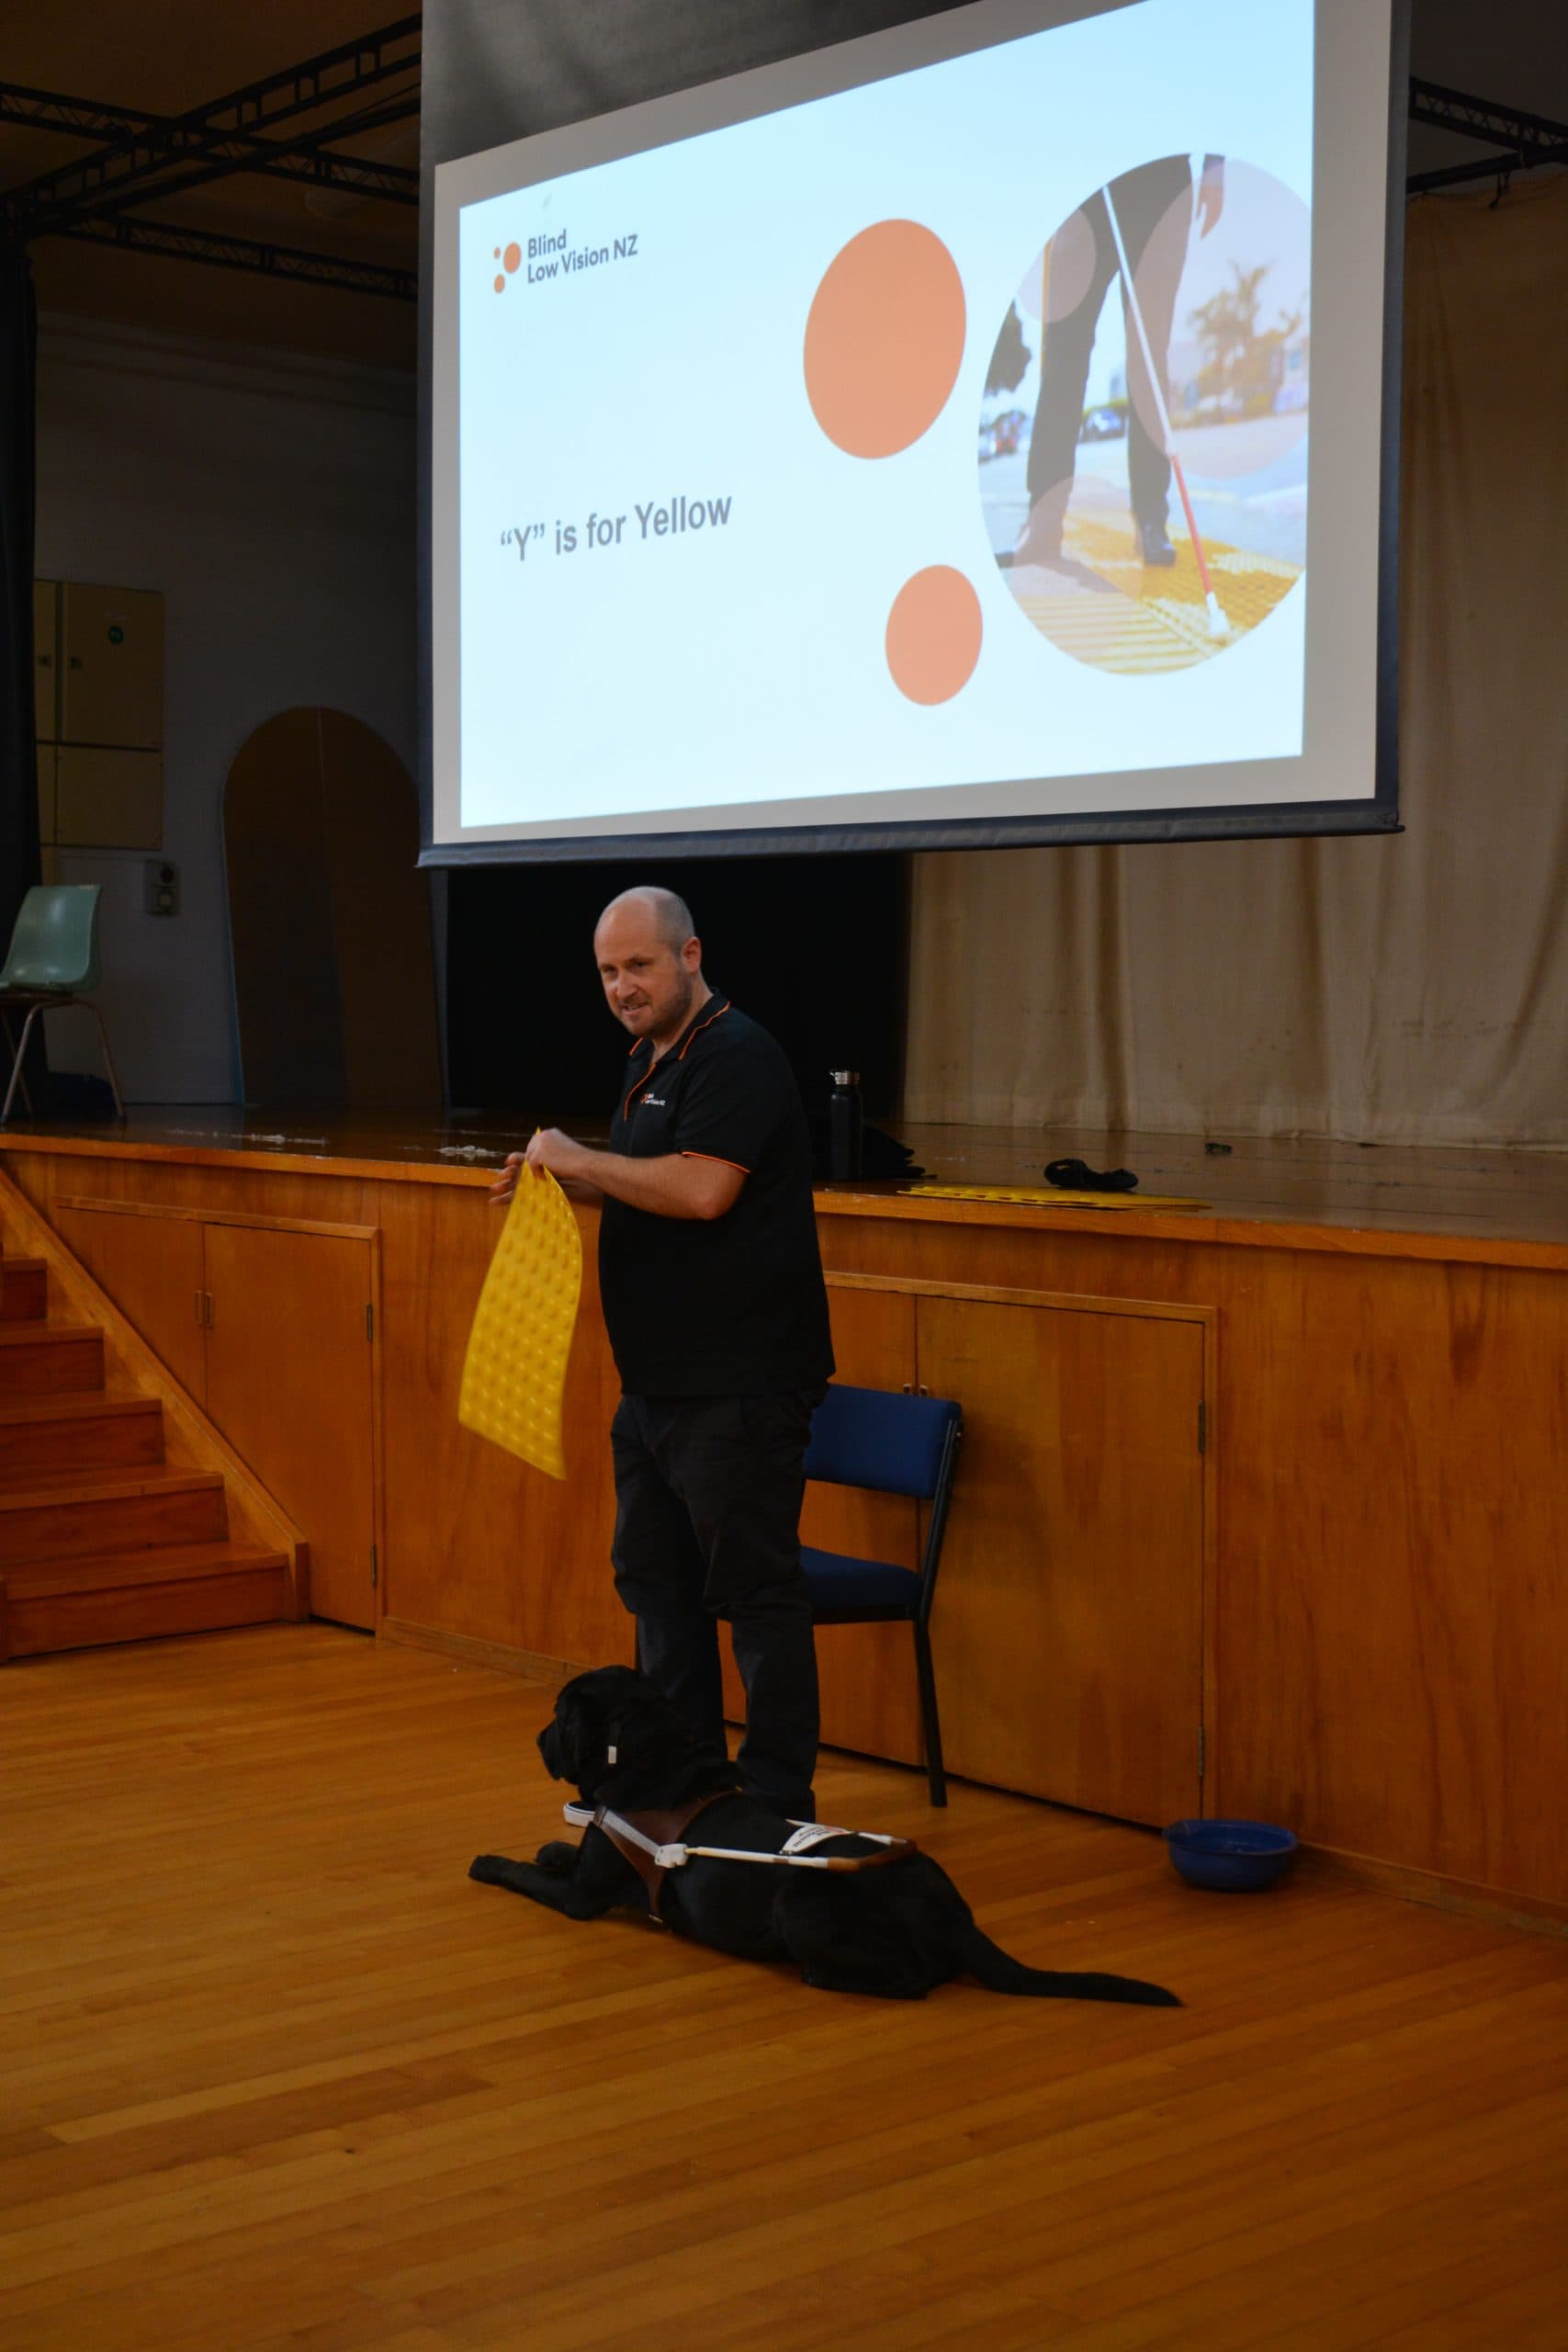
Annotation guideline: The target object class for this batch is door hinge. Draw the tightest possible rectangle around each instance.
[369,1544,378,1589]
[1197,1724,1207,1780]
[1197,1399,1207,1455]
[366,1301,375,1342]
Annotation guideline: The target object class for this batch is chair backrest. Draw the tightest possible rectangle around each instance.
[0,885,103,994]
[804,1382,961,1501]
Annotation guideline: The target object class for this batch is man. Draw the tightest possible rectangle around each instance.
[491,886,832,1820]
[1016,153,1224,569]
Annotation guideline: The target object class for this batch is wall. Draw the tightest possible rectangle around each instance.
[34,315,418,1102]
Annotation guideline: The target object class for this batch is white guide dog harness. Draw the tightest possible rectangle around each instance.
[566,1791,916,1921]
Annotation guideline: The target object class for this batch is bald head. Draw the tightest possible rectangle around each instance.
[596,885,694,953]
[593,886,709,1054]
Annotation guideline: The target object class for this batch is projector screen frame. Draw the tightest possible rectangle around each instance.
[420,0,1410,868]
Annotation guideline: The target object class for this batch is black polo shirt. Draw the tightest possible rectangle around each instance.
[598,994,834,1397]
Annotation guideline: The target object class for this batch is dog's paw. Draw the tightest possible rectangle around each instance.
[468,1853,516,1884]
[534,1839,579,1875]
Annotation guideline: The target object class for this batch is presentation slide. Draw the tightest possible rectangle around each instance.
[429,0,1399,855]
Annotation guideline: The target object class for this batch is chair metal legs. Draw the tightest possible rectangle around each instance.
[85,1001,127,1119]
[0,995,127,1124]
[912,1619,947,1807]
[0,1003,42,1125]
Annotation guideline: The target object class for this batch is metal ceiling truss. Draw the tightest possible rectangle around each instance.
[0,17,421,300]
[0,80,420,209]
[51,209,416,302]
[1407,77,1568,195]
[5,42,1563,306]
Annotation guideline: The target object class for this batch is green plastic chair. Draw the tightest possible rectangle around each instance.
[0,885,125,1124]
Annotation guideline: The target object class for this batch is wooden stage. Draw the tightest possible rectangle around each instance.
[4,1624,1567,2351]
[1,1109,1565,1926]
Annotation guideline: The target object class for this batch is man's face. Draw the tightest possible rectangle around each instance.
[593,904,701,1047]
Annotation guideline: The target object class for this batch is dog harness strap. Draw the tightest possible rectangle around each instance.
[591,1801,919,1912]
[592,1795,732,1921]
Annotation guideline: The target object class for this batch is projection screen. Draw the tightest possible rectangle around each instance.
[426,0,1405,862]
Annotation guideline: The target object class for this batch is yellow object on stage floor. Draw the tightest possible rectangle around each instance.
[903,1182,1208,1211]
[458,1167,582,1478]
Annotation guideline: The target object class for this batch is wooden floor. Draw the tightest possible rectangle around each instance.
[4,1630,1566,2351]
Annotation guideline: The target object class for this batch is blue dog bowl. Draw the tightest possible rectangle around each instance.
[1165,1818,1298,1892]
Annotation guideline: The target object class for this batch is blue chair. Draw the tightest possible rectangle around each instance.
[801,1382,963,1806]
[0,885,125,1125]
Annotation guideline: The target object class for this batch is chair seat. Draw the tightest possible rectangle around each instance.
[801,1544,920,1613]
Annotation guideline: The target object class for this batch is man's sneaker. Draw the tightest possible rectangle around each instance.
[1139,520,1178,566]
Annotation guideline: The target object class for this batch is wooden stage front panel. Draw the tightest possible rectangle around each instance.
[2,1114,1564,1918]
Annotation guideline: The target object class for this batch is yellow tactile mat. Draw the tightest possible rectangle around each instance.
[1010,510,1301,675]
[903,1182,1208,1211]
[458,1168,582,1478]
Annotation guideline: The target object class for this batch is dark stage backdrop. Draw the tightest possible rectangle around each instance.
[446,854,907,1124]
[1,253,40,950]
[419,0,961,1112]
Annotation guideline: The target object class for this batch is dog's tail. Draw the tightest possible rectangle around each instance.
[957,1922,1180,2006]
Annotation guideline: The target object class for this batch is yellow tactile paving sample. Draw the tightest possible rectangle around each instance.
[905,1182,1208,1211]
[1010,510,1301,674]
[458,1168,582,1479]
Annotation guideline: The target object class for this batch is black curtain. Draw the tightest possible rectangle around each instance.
[1,251,40,930]
[0,250,45,1101]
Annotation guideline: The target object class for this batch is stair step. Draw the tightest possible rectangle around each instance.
[0,1395,164,1476]
[0,1257,47,1320]
[0,1453,178,1494]
[3,1543,292,1657]
[0,1323,105,1398]
[5,1540,288,1600]
[0,1465,228,1565]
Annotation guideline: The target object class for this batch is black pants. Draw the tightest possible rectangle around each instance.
[1026,155,1193,530]
[610,1389,822,1818]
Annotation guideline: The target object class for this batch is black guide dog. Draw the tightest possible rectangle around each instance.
[470,1667,1180,2006]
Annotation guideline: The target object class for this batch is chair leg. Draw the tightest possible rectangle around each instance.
[0,1004,43,1125]
[0,1008,32,1117]
[85,1001,127,1119]
[912,1620,947,1807]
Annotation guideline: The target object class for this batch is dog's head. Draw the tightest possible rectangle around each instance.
[537,1666,705,1799]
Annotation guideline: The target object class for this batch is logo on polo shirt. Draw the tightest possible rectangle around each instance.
[642,1093,667,1106]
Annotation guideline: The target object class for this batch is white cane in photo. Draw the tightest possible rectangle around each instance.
[1102,181,1231,641]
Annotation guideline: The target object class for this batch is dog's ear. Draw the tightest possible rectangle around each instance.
[545,1680,598,1783]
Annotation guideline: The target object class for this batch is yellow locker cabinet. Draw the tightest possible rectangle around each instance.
[37,743,58,845]
[33,580,59,743]
[55,747,164,851]
[61,582,164,752]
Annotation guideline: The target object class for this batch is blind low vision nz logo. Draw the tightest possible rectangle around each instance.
[491,230,637,292]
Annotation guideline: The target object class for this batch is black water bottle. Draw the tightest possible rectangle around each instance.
[829,1070,863,1182]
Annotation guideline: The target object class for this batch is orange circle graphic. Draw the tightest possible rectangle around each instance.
[805,220,965,458]
[493,274,505,294]
[886,567,982,704]
[503,243,522,274]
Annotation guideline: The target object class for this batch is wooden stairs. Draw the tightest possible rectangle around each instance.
[0,1168,307,1662]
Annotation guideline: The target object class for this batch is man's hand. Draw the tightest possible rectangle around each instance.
[525,1126,588,1182]
[489,1151,525,1207]
[1197,156,1224,238]
[489,1131,596,1208]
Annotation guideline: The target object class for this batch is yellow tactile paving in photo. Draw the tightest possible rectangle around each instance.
[458,1168,582,1479]
[1010,509,1301,674]
[905,1182,1208,1211]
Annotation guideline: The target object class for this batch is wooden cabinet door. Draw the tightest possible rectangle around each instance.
[915,1293,1205,1825]
[203,1224,377,1631]
[54,1202,208,1398]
